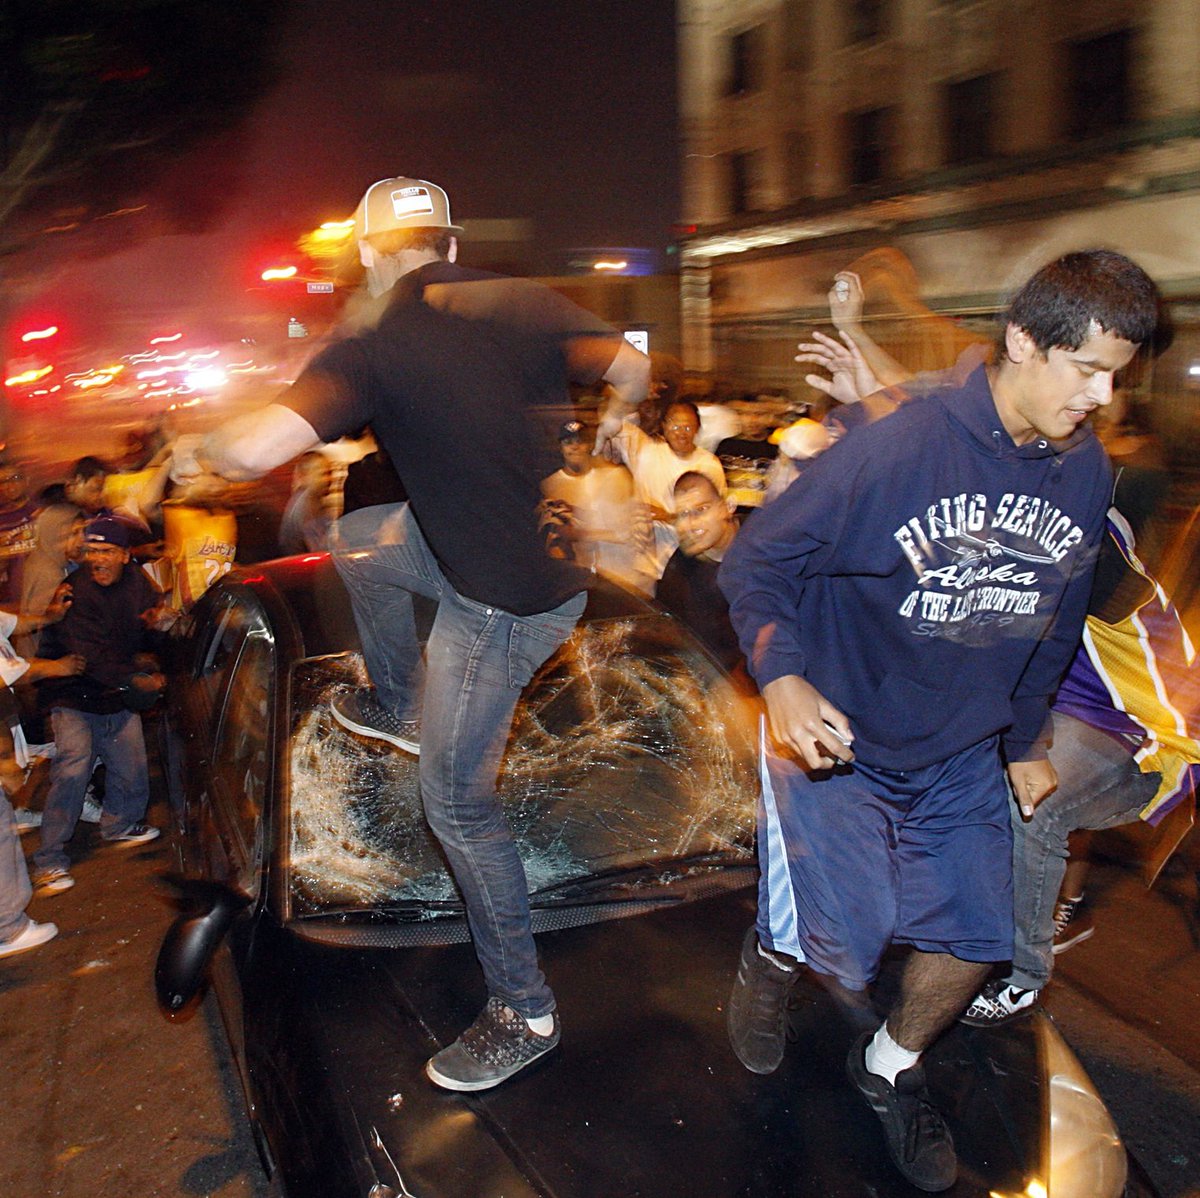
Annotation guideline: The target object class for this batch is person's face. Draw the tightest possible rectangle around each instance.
[85,541,129,586]
[663,406,699,458]
[0,466,26,507]
[67,474,106,513]
[560,439,592,474]
[62,519,86,563]
[998,325,1139,445]
[674,480,735,557]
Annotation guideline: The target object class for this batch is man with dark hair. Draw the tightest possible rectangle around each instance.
[657,472,741,672]
[64,456,110,516]
[720,248,1159,1192]
[170,175,649,1092]
[31,516,165,896]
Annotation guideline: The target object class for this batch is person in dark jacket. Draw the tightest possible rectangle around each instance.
[719,249,1160,1192]
[32,516,167,895]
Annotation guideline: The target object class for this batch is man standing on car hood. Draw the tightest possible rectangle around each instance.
[719,249,1159,1192]
[170,176,648,1092]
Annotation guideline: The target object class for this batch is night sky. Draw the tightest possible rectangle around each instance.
[36,0,680,333]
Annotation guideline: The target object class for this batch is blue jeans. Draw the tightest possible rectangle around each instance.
[334,503,585,1018]
[1008,710,1158,990]
[34,707,151,874]
[0,792,32,942]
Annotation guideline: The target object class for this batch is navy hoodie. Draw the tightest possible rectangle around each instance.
[719,363,1111,771]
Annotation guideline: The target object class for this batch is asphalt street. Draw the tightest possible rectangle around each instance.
[2,791,1198,1198]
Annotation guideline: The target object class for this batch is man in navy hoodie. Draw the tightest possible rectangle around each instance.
[719,250,1159,1192]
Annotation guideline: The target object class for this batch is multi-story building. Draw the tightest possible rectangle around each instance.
[677,0,1200,454]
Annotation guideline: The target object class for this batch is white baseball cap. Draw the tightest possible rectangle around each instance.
[354,177,463,239]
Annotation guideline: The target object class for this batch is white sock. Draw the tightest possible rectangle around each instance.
[757,941,798,972]
[525,1013,554,1036]
[864,1023,920,1086]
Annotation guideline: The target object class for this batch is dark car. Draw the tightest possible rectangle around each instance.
[156,554,1156,1198]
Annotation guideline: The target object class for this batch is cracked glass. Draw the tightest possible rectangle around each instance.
[286,613,759,916]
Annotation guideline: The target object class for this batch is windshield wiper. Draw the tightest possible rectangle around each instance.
[298,898,466,922]
[528,850,754,906]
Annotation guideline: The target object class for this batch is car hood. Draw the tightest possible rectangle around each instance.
[269,885,1045,1198]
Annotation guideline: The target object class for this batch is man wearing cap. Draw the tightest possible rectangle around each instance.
[31,516,166,895]
[541,420,654,595]
[169,176,649,1090]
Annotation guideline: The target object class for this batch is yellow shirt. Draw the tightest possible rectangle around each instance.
[162,502,237,610]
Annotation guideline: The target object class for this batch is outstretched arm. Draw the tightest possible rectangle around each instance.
[171,401,323,486]
[826,271,912,388]
[594,339,650,460]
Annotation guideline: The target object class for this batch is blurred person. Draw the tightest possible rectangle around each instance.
[15,506,85,660]
[32,516,168,896]
[612,398,726,582]
[695,396,741,453]
[637,351,683,439]
[168,175,649,1092]
[0,588,84,834]
[278,450,336,555]
[541,420,654,595]
[762,417,835,505]
[958,500,1200,1027]
[715,393,785,511]
[0,456,39,607]
[719,249,1159,1192]
[829,249,990,379]
[62,456,111,516]
[657,472,742,673]
[0,718,59,958]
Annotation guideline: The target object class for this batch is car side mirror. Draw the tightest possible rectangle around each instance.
[155,874,251,1016]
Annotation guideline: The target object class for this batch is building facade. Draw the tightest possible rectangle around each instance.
[677,0,1200,452]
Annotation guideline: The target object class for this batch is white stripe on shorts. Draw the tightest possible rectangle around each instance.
[758,715,805,962]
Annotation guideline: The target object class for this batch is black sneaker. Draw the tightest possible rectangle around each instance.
[959,979,1039,1027]
[106,823,161,846]
[1051,895,1094,954]
[425,997,560,1092]
[726,925,799,1074]
[331,688,420,755]
[847,1032,957,1193]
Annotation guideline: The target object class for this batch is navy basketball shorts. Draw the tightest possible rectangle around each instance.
[754,729,1015,990]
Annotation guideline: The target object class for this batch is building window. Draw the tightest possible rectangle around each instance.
[848,0,888,45]
[782,0,810,71]
[727,149,761,216]
[848,107,892,186]
[1067,28,1133,139]
[944,73,998,166]
[726,25,765,96]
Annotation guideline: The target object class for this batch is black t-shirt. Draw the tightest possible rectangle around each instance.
[287,262,624,614]
[657,549,741,673]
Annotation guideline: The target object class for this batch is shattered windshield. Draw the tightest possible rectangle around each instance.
[287,614,759,916]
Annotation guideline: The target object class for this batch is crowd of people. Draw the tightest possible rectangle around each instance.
[3,172,1197,1196]
[0,434,349,953]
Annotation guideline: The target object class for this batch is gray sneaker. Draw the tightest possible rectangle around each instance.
[80,795,103,823]
[425,997,560,1092]
[331,689,420,755]
[726,926,799,1074]
[847,1032,957,1192]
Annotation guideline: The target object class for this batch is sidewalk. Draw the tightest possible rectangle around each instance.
[0,798,268,1198]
